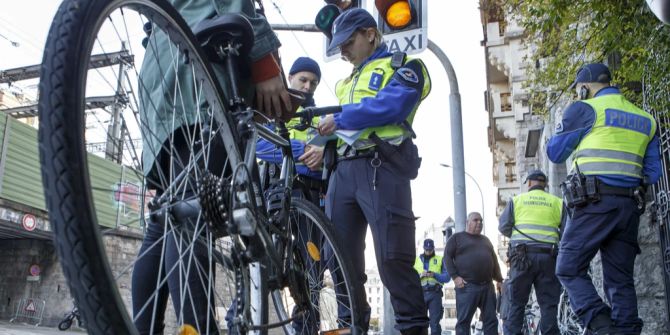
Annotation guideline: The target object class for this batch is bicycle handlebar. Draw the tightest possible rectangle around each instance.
[294,105,342,119]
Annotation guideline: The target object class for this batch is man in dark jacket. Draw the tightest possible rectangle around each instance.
[445,212,503,335]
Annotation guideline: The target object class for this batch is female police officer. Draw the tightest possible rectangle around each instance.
[318,8,431,335]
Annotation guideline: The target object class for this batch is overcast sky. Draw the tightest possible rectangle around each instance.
[0,0,498,264]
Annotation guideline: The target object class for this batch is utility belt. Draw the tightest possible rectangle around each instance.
[561,173,645,210]
[507,243,557,271]
[338,146,377,161]
[422,284,442,291]
[336,133,421,180]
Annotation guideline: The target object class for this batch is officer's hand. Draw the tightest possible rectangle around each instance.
[496,281,502,293]
[426,271,434,277]
[454,276,466,288]
[318,115,337,136]
[299,145,324,171]
[255,75,291,119]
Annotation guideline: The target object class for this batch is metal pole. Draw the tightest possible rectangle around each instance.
[429,39,466,232]
[440,164,484,231]
[270,23,320,32]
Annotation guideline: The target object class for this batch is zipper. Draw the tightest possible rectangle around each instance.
[348,68,361,104]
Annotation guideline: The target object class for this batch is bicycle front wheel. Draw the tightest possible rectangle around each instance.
[270,197,362,334]
[38,0,252,334]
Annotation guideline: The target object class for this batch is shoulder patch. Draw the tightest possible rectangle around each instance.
[392,58,425,90]
[398,68,419,83]
[555,121,564,133]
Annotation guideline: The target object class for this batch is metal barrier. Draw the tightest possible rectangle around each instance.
[643,43,670,324]
[9,297,45,327]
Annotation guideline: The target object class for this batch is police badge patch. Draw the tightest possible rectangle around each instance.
[555,121,564,133]
[369,72,383,91]
[398,68,419,84]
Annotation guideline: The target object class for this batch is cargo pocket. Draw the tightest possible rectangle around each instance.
[385,206,417,261]
[499,279,512,320]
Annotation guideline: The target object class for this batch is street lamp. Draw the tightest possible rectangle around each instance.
[440,163,485,223]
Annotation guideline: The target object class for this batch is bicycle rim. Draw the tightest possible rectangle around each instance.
[270,198,361,334]
[37,0,255,333]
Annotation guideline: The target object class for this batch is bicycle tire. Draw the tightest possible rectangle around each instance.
[270,197,362,334]
[58,318,73,331]
[557,290,582,335]
[38,0,250,333]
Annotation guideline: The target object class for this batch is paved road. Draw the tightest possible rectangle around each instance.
[0,320,85,335]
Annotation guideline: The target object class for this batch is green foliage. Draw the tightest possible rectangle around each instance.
[497,0,670,115]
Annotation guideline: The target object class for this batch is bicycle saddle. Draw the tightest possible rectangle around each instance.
[193,13,254,63]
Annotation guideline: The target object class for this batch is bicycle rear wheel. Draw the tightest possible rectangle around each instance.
[270,197,362,334]
[38,0,253,333]
[557,290,583,335]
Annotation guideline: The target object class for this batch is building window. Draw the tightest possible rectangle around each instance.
[501,92,512,112]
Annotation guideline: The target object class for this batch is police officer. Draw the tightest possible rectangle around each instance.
[257,56,325,202]
[414,239,450,335]
[254,56,325,334]
[547,63,661,335]
[317,8,432,335]
[498,170,565,335]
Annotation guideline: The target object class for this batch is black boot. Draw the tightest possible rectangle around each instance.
[589,312,614,335]
[400,327,428,335]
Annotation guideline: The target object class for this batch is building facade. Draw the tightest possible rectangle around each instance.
[479,1,669,334]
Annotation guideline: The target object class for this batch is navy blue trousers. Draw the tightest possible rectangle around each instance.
[131,217,219,335]
[454,282,498,335]
[504,251,561,335]
[423,287,444,335]
[326,157,428,332]
[133,130,222,335]
[555,195,643,334]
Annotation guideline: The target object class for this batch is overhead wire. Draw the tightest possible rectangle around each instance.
[0,16,45,53]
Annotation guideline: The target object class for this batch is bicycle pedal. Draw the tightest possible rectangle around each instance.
[320,328,351,335]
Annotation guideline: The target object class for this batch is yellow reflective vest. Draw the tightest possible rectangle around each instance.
[334,56,431,149]
[573,94,656,179]
[413,254,443,286]
[511,189,562,244]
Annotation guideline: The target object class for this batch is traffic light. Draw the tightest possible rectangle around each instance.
[315,4,341,40]
[324,0,360,11]
[375,0,416,30]
[315,0,365,60]
[373,0,427,55]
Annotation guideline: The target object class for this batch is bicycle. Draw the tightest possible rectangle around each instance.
[37,0,361,333]
[58,305,84,331]
[557,288,583,335]
[520,301,539,335]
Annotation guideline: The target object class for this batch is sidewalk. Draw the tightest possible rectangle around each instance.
[0,320,85,335]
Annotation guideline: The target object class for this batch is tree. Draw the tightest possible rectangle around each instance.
[485,0,670,115]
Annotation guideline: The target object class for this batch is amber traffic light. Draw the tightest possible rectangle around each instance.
[375,0,416,29]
